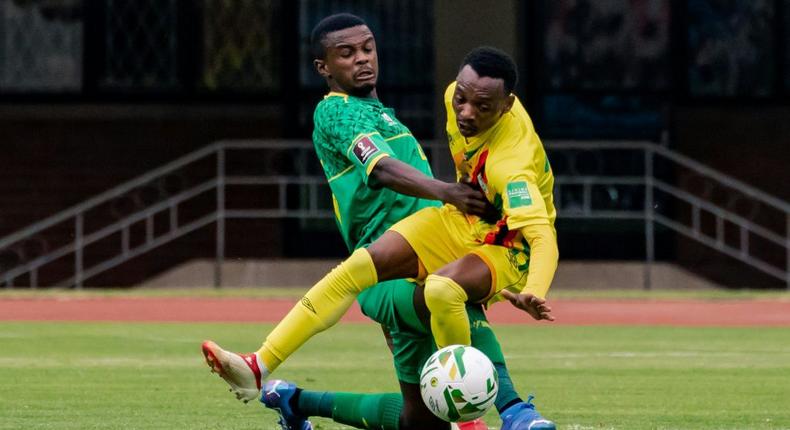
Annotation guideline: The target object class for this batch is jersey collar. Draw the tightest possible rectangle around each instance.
[324,91,381,106]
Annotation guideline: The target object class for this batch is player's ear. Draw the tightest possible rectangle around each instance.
[314,58,330,78]
[502,94,515,114]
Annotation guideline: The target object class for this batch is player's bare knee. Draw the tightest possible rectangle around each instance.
[434,256,492,302]
[367,231,419,280]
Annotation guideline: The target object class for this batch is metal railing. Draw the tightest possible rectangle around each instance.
[1,140,788,289]
[542,142,790,289]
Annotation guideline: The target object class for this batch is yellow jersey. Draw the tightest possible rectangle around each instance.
[444,81,557,254]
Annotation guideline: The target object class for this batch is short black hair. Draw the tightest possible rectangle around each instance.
[460,47,518,94]
[310,13,368,59]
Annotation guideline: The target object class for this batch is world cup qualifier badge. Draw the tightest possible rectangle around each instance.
[352,135,380,164]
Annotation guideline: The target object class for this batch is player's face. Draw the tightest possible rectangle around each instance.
[452,65,515,137]
[314,25,379,97]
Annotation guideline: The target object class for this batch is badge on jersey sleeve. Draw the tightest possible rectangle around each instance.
[352,135,380,164]
[506,181,533,207]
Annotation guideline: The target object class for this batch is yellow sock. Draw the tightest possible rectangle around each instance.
[424,274,470,347]
[257,248,377,372]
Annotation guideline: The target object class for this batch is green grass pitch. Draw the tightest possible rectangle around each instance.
[1,322,789,429]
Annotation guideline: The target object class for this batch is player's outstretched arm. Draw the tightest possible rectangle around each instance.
[370,156,492,217]
[500,223,558,321]
[519,223,559,297]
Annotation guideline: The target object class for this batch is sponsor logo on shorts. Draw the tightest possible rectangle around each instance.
[301,297,316,314]
[506,181,533,207]
[352,136,380,164]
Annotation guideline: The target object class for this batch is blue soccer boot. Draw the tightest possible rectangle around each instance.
[500,395,556,430]
[259,380,313,430]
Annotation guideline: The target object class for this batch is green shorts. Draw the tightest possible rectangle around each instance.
[357,279,436,384]
[357,279,499,384]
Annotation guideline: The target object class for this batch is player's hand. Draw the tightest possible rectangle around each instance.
[500,290,555,322]
[441,182,489,214]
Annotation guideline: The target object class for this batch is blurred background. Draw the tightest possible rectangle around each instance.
[0,0,787,290]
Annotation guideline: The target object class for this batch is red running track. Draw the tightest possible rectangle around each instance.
[2,297,790,326]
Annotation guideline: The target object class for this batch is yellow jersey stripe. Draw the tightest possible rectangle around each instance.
[328,164,354,182]
[384,132,412,141]
[324,91,349,102]
[365,153,390,176]
[332,194,342,222]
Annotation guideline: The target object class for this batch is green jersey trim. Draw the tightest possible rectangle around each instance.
[328,164,354,182]
[385,132,412,141]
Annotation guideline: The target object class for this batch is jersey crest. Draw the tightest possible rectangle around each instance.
[381,112,397,126]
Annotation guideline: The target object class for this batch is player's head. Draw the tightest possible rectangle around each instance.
[311,13,378,98]
[452,46,517,137]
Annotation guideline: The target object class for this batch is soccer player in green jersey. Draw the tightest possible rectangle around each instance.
[203,13,553,430]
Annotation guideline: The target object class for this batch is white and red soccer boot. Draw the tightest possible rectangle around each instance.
[202,340,265,402]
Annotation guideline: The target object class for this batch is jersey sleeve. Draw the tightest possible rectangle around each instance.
[315,98,396,183]
[443,81,457,133]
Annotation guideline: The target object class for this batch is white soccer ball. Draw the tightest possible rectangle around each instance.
[419,345,499,422]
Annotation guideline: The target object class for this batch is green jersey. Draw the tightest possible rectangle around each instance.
[312,92,439,250]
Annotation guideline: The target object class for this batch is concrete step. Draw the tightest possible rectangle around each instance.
[139,259,722,290]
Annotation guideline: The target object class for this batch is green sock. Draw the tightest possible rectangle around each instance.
[296,390,335,417]
[332,392,402,430]
[467,304,521,413]
[493,363,522,412]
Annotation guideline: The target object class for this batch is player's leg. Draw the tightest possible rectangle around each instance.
[424,241,540,347]
[257,230,419,370]
[386,205,501,347]
[259,282,503,429]
[466,304,522,413]
[260,381,447,430]
[202,228,418,401]
[426,247,557,430]
[259,279,437,430]
[258,323,405,429]
[424,253,492,347]
[358,260,541,428]
[261,382,403,430]
[259,324,423,430]
[260,340,446,430]
[365,281,485,429]
[414,284,525,419]
[413,281,551,427]
[399,380,451,430]
[250,205,459,378]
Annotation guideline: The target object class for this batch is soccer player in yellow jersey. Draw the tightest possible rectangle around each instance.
[203,46,557,428]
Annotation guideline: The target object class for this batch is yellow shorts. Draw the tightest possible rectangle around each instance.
[389,205,529,303]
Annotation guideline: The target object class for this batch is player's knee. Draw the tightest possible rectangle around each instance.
[424,275,468,314]
[367,231,419,281]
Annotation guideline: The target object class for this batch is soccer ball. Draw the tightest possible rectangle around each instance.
[419,345,498,422]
